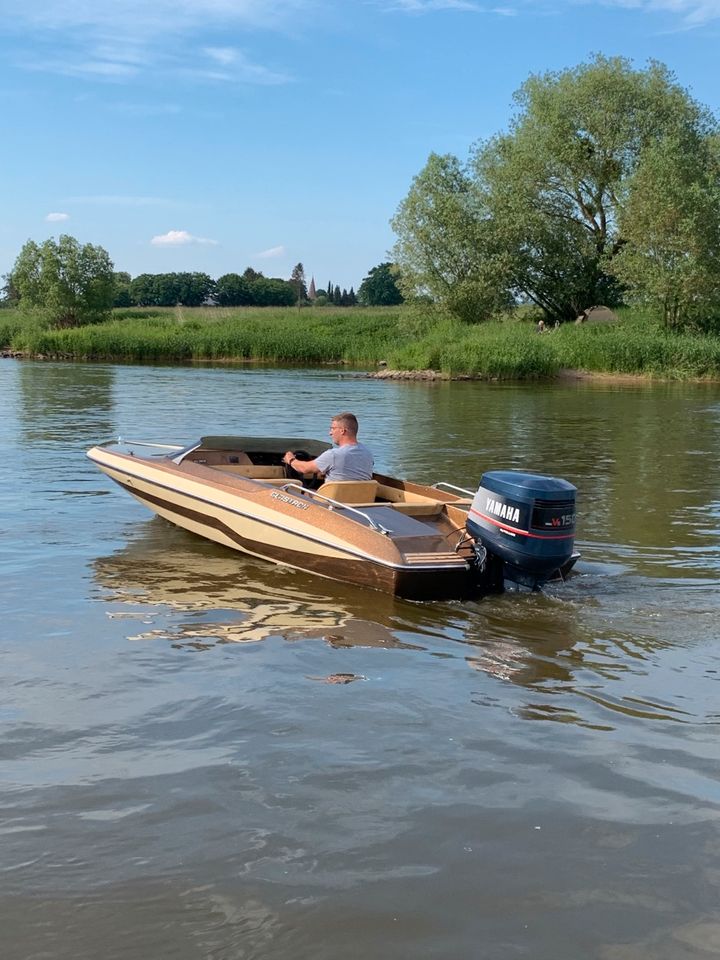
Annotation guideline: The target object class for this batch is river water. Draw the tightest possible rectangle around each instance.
[2,359,720,960]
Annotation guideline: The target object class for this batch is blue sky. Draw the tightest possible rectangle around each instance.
[1,0,718,291]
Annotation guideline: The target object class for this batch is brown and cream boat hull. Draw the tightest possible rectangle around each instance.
[86,437,478,600]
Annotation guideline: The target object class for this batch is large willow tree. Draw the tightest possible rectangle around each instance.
[11,235,115,327]
[392,56,720,326]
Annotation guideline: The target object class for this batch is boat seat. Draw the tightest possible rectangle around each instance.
[317,479,379,504]
[389,501,444,517]
[212,465,285,478]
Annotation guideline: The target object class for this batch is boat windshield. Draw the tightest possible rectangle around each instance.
[171,436,333,465]
[170,441,203,464]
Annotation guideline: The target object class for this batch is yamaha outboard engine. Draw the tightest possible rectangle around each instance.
[467,471,577,589]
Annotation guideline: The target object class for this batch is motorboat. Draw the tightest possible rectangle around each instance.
[86,435,578,600]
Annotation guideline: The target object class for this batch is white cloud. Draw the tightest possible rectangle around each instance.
[195,47,291,84]
[151,229,218,246]
[45,212,70,222]
[6,1,305,84]
[204,46,238,65]
[22,55,141,80]
[67,195,174,206]
[256,245,286,258]
[605,0,720,24]
[385,0,482,11]
[111,102,182,116]
[4,0,310,35]
[385,0,720,22]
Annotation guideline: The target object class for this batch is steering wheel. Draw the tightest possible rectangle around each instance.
[284,450,312,482]
[285,450,325,488]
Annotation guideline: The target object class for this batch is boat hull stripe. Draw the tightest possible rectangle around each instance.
[94,456,389,566]
[468,507,575,540]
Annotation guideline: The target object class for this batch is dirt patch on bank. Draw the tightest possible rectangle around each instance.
[368,366,710,384]
[557,368,665,384]
[367,368,451,381]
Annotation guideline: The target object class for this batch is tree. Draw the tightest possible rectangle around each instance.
[393,57,719,325]
[1,273,19,307]
[113,271,133,307]
[130,273,161,306]
[289,262,307,302]
[391,153,513,322]
[216,273,252,306]
[608,137,720,330]
[358,262,404,306]
[128,272,214,307]
[10,235,115,326]
[473,56,715,323]
[249,276,296,306]
[174,272,215,306]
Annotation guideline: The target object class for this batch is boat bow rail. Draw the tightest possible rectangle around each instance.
[117,438,186,451]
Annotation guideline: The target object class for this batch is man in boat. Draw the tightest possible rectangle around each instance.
[283,412,373,481]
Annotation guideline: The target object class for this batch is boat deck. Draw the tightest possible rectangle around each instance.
[332,504,442,536]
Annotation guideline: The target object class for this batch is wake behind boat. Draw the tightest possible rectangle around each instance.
[86,435,578,600]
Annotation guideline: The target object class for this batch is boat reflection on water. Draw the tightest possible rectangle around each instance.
[95,520,680,731]
[92,518,422,652]
[92,516,589,706]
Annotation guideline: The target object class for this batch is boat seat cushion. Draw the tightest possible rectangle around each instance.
[317,479,379,504]
[212,464,285,478]
[389,501,444,517]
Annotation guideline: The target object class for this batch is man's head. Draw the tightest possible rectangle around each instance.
[330,412,359,444]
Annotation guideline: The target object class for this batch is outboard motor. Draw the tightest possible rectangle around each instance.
[467,471,577,589]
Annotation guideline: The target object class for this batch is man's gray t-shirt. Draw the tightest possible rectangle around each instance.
[315,443,374,481]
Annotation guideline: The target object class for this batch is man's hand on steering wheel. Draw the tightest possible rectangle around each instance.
[283,449,312,479]
[283,450,323,487]
[282,450,298,478]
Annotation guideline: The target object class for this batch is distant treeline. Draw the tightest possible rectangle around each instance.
[113,268,358,309]
[2,236,402,327]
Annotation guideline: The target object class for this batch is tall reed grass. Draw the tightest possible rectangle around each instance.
[6,306,401,365]
[3,304,720,380]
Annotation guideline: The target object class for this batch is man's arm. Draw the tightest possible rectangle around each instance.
[283,450,322,475]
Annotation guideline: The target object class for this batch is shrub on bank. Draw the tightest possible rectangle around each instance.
[0,311,23,348]
[388,313,720,379]
[440,323,559,379]
[0,308,48,349]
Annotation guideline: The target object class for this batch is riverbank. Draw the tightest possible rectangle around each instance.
[2,304,720,380]
[367,366,720,383]
[6,350,714,384]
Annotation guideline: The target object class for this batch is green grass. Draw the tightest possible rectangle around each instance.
[3,305,401,365]
[3,303,720,380]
